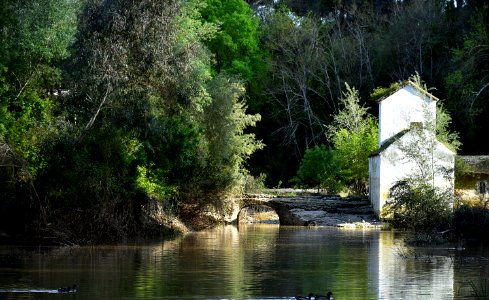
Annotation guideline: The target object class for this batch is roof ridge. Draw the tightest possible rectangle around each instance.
[375,81,439,103]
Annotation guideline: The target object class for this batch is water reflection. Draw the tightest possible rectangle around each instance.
[371,232,454,299]
[0,225,488,299]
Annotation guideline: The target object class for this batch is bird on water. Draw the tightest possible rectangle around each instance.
[57,284,77,293]
[295,293,314,300]
[296,291,333,300]
[315,291,333,300]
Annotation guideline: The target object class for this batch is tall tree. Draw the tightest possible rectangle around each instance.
[262,10,330,159]
[202,74,263,195]
[50,0,263,240]
[199,0,265,81]
[327,83,378,194]
[445,6,489,153]
[261,7,374,160]
[0,0,81,238]
[0,0,81,93]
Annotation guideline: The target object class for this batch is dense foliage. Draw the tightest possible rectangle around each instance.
[385,180,453,232]
[0,0,263,243]
[291,145,341,193]
[1,0,488,242]
[200,0,264,81]
[292,84,377,195]
[327,84,378,194]
[250,0,489,185]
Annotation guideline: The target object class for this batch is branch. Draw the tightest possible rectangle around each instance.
[74,87,111,144]
[0,141,23,168]
[12,69,36,101]
[471,82,489,109]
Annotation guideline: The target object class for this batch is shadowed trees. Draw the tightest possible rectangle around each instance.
[1,0,264,242]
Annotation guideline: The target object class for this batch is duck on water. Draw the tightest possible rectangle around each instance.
[296,291,333,300]
[58,284,77,293]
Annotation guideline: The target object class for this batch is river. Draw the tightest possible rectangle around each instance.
[0,224,488,299]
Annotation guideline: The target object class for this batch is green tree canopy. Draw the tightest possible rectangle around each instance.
[291,145,342,194]
[62,0,263,208]
[328,84,378,194]
[292,83,377,195]
[199,0,264,81]
[0,0,81,91]
[445,6,489,152]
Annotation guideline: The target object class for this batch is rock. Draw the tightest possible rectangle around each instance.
[289,208,381,227]
[240,191,384,228]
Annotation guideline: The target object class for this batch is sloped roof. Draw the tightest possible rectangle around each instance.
[369,129,409,157]
[375,81,439,103]
[369,128,455,157]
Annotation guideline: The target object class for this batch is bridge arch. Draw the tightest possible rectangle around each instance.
[237,203,279,224]
[237,194,306,226]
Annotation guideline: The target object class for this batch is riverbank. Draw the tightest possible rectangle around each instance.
[0,189,383,245]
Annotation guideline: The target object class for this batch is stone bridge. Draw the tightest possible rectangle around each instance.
[236,193,380,227]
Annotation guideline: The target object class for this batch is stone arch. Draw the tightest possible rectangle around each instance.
[236,203,281,224]
[237,195,305,226]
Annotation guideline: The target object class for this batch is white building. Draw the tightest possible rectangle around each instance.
[368,83,455,217]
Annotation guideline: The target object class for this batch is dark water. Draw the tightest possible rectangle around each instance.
[0,225,488,299]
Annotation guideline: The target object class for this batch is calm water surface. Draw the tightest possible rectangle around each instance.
[0,225,488,299]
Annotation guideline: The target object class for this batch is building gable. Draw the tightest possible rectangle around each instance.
[378,84,437,147]
[369,82,454,217]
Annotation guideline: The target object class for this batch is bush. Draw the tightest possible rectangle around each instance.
[290,145,343,194]
[384,180,453,232]
[244,173,267,193]
[332,117,377,195]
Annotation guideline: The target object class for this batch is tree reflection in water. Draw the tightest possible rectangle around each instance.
[0,225,488,299]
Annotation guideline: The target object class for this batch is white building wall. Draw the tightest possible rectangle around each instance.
[370,84,455,216]
[369,156,381,214]
[372,132,455,217]
[378,142,414,216]
[432,143,456,195]
[379,85,436,146]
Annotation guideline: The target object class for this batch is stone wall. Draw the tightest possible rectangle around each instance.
[455,156,489,205]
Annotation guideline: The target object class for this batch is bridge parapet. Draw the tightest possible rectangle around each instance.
[239,193,275,206]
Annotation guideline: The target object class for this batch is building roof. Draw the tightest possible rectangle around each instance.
[369,129,409,157]
[369,127,455,157]
[457,156,489,175]
[375,81,439,103]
